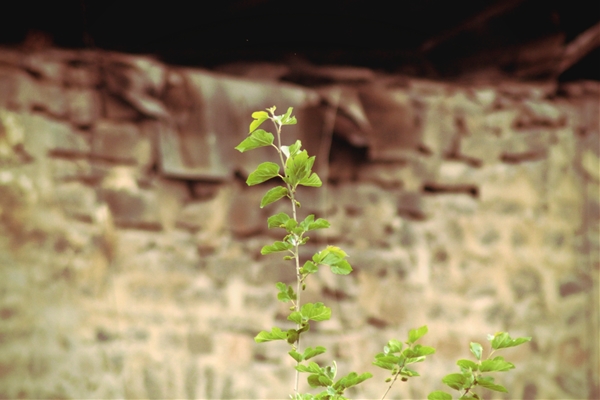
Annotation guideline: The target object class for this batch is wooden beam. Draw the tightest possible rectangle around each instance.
[558,21,600,75]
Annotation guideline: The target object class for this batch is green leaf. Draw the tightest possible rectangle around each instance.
[308,374,331,388]
[319,246,348,265]
[255,327,287,343]
[409,344,436,357]
[442,373,469,391]
[408,325,428,344]
[300,215,331,231]
[330,259,352,275]
[261,241,293,255]
[287,328,299,344]
[276,282,296,302]
[289,350,303,362]
[308,218,330,231]
[351,372,372,387]
[247,162,280,186]
[236,129,274,152]
[281,140,302,160]
[400,367,420,377]
[301,302,331,322]
[289,140,302,156]
[477,376,508,392]
[457,359,479,371]
[288,312,303,324]
[281,107,296,125]
[303,346,327,360]
[470,342,483,360]
[284,218,298,231]
[252,111,269,119]
[314,246,352,275]
[299,172,322,187]
[336,371,372,390]
[297,361,323,374]
[372,359,395,371]
[428,391,453,400]
[260,186,288,208]
[489,332,532,350]
[386,339,403,353]
[285,150,315,187]
[249,112,269,133]
[267,212,291,229]
[374,355,401,364]
[479,356,515,372]
[301,260,318,274]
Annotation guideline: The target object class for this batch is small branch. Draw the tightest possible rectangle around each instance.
[421,0,524,52]
[380,369,402,400]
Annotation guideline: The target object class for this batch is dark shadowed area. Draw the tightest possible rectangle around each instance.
[1,0,599,80]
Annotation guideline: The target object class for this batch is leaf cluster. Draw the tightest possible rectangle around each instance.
[428,332,532,400]
[373,326,435,397]
[294,360,373,400]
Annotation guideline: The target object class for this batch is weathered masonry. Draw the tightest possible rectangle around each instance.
[0,46,598,399]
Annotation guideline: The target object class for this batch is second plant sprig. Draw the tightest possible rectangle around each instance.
[236,106,368,399]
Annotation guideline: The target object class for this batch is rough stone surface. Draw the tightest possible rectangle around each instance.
[0,46,597,400]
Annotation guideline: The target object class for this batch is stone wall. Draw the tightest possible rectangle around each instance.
[0,46,598,399]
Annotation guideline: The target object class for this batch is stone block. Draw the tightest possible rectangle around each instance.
[33,83,68,118]
[99,170,162,229]
[516,100,566,128]
[483,109,520,136]
[356,162,405,189]
[99,186,161,230]
[409,78,450,96]
[425,193,479,216]
[0,109,27,165]
[436,160,478,186]
[0,68,40,111]
[64,63,102,88]
[66,88,102,127]
[49,158,92,181]
[580,134,599,182]
[174,182,229,243]
[155,178,190,231]
[0,47,22,67]
[471,87,497,109]
[458,133,504,164]
[20,113,90,158]
[397,191,428,220]
[359,87,421,160]
[22,51,66,82]
[92,120,152,166]
[449,90,485,134]
[55,181,98,221]
[510,266,543,300]
[478,163,545,212]
[419,98,456,156]
[102,91,143,120]
[502,130,553,162]
[226,184,269,238]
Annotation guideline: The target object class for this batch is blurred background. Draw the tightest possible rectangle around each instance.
[0,0,598,399]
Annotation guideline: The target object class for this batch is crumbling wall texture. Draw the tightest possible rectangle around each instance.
[0,47,598,399]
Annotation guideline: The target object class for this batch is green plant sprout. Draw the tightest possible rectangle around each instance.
[235,106,531,400]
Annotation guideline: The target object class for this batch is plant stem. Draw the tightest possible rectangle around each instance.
[380,367,402,400]
[272,118,302,395]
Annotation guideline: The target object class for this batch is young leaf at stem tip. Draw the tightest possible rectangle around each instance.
[249,111,269,133]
